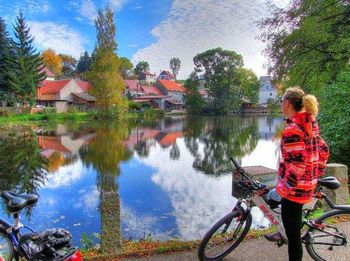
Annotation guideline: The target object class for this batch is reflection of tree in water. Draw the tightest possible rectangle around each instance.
[0,126,48,218]
[79,122,133,254]
[184,116,259,176]
[170,143,180,160]
[0,126,48,194]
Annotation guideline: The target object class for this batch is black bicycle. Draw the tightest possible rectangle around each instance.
[0,191,82,261]
[198,158,350,261]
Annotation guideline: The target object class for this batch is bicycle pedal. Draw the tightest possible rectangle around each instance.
[276,240,284,247]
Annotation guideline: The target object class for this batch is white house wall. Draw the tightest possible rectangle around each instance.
[59,80,85,102]
[259,82,277,104]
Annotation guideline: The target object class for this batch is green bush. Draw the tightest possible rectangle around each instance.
[128,101,142,111]
[143,108,165,120]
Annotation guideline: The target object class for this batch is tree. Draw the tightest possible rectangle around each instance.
[0,17,12,103]
[42,48,62,76]
[259,0,350,92]
[237,68,260,104]
[184,72,205,115]
[59,54,76,77]
[318,70,350,167]
[76,51,92,76]
[119,57,133,79]
[134,61,150,78]
[170,57,181,80]
[86,6,127,116]
[193,47,244,114]
[8,12,46,107]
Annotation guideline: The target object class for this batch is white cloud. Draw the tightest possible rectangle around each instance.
[69,0,98,24]
[128,43,138,48]
[13,0,50,15]
[107,0,129,11]
[132,0,289,79]
[69,0,128,24]
[45,160,84,188]
[28,21,86,58]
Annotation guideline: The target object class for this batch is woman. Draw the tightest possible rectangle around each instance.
[265,87,330,261]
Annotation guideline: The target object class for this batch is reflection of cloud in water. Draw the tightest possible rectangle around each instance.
[121,202,175,240]
[139,138,279,240]
[74,185,99,212]
[45,161,84,188]
[242,140,280,170]
[139,139,235,240]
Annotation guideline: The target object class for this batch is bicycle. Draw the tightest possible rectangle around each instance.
[0,191,82,261]
[198,158,350,261]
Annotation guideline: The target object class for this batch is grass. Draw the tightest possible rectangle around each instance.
[82,227,276,260]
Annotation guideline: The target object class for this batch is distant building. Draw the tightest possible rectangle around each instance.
[139,71,156,84]
[124,80,144,98]
[259,76,277,104]
[37,79,96,112]
[40,67,56,81]
[155,80,186,110]
[157,70,175,81]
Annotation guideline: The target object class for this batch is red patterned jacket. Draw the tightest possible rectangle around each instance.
[276,112,330,204]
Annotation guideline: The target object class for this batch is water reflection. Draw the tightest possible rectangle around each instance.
[0,116,283,247]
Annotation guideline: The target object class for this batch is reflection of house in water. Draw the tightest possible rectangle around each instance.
[124,119,185,156]
[258,117,284,140]
[37,125,96,172]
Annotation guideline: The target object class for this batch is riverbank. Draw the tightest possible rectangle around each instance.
[82,227,275,260]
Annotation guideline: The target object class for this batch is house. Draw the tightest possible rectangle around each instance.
[259,76,278,104]
[40,67,55,81]
[37,79,96,112]
[124,80,144,98]
[139,71,156,84]
[156,80,186,110]
[157,70,175,81]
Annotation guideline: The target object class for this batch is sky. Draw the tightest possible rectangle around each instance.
[0,0,289,79]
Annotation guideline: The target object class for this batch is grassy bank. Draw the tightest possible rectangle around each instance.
[0,108,165,125]
[82,227,276,260]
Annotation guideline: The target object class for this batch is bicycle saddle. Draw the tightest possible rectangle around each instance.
[317,176,340,190]
[1,191,38,213]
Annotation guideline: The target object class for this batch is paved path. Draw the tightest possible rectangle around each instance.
[124,223,349,261]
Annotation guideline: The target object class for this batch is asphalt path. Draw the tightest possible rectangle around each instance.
[124,223,349,261]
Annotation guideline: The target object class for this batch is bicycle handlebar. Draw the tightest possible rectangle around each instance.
[230,157,260,190]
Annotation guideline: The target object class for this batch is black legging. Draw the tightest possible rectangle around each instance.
[281,198,304,261]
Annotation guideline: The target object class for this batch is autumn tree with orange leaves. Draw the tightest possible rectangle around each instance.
[42,48,62,76]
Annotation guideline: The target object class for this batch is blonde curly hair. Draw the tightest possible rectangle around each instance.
[284,87,318,116]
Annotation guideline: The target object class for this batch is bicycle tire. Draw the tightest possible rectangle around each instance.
[198,210,252,261]
[0,228,14,261]
[305,209,350,261]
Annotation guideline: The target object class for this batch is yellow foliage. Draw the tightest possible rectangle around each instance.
[86,48,127,114]
[42,48,62,76]
[47,151,65,173]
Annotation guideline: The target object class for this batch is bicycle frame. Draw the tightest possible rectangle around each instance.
[0,213,35,249]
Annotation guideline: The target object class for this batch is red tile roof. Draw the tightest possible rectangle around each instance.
[160,70,175,79]
[40,67,55,78]
[199,89,208,96]
[125,80,142,92]
[76,80,91,92]
[37,79,71,95]
[158,80,186,93]
[141,85,163,95]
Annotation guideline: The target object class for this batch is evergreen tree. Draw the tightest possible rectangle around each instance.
[8,12,45,107]
[0,17,12,103]
[76,51,92,76]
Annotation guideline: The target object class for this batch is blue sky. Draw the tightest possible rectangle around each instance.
[0,0,289,79]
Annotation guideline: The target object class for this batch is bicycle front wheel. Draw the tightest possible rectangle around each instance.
[198,210,252,261]
[305,209,350,261]
[0,229,14,261]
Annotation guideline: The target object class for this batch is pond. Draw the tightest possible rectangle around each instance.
[0,115,284,249]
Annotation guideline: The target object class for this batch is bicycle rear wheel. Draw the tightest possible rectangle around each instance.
[198,210,252,261]
[305,209,350,261]
[0,229,14,261]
